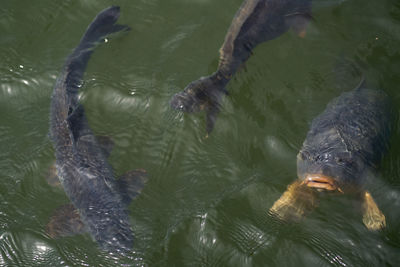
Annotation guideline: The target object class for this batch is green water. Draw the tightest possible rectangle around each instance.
[1,0,400,266]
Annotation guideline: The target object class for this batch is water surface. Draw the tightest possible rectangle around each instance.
[1,0,400,266]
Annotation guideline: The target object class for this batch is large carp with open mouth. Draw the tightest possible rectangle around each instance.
[269,79,393,230]
[170,0,312,134]
[48,6,147,253]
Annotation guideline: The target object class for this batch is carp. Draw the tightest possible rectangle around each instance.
[48,6,146,252]
[171,0,312,134]
[270,79,392,230]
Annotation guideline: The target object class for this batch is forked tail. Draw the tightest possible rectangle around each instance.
[51,6,129,144]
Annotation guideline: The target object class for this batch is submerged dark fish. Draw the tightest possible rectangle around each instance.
[170,0,312,134]
[270,79,393,230]
[48,6,146,252]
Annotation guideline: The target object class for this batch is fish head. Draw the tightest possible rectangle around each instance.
[297,149,365,193]
[170,76,218,113]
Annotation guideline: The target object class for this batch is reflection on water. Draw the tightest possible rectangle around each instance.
[0,0,400,265]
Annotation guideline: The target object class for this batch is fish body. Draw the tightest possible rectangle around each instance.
[270,81,393,230]
[218,0,312,78]
[171,0,312,133]
[49,6,134,252]
[297,86,392,192]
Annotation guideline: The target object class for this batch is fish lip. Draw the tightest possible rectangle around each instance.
[302,174,342,192]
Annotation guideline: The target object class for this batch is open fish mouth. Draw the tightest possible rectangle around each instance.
[302,174,343,193]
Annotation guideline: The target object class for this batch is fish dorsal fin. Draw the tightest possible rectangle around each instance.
[117,169,148,205]
[284,12,313,38]
[67,107,116,147]
[46,204,87,238]
[66,104,86,142]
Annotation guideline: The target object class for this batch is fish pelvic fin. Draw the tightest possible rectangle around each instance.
[117,168,148,206]
[269,180,318,221]
[362,191,386,230]
[46,204,86,238]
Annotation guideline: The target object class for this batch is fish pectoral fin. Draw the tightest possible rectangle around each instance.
[362,191,386,230]
[284,13,312,38]
[106,23,131,36]
[205,100,222,136]
[46,204,86,238]
[45,161,61,187]
[269,180,317,221]
[117,168,148,205]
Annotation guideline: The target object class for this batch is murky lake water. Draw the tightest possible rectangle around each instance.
[1,0,400,266]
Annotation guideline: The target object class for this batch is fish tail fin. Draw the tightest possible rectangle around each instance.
[65,6,129,92]
[170,71,229,134]
[50,6,128,143]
